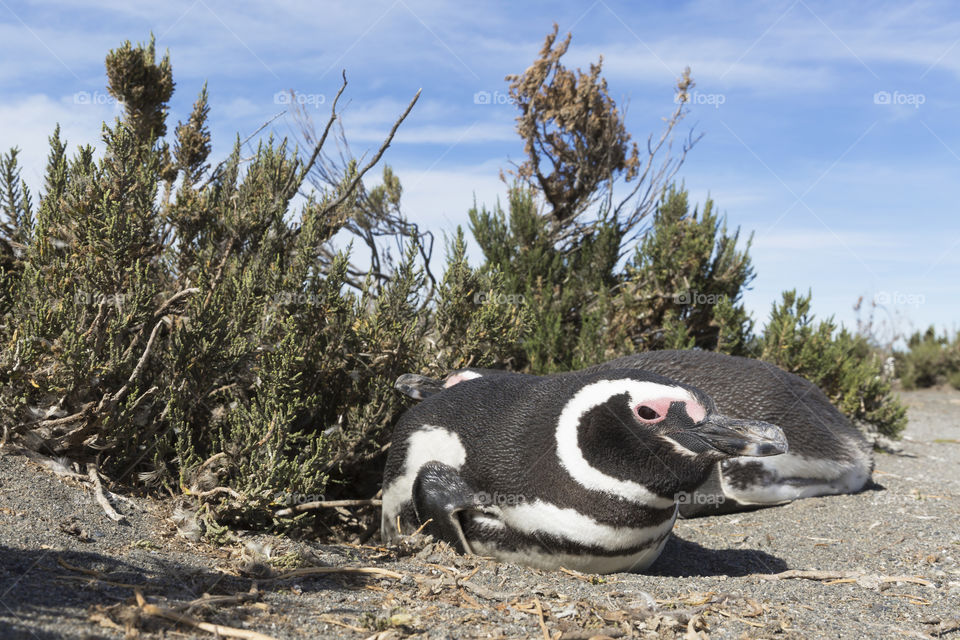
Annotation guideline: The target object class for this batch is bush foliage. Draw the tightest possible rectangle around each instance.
[759,291,906,437]
[0,38,524,531]
[895,327,960,390]
[0,28,908,535]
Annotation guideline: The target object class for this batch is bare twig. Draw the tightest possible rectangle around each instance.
[560,629,626,640]
[533,598,551,640]
[273,498,382,517]
[192,486,244,500]
[99,318,165,412]
[200,110,286,190]
[181,586,261,613]
[286,71,350,197]
[755,569,934,588]
[315,88,421,223]
[202,236,236,310]
[135,590,279,640]
[87,463,126,522]
[155,287,199,317]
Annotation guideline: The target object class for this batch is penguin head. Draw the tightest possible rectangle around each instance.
[555,369,788,496]
[395,368,500,400]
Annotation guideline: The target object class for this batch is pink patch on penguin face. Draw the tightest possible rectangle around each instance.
[634,395,707,424]
[633,397,673,424]
[683,399,706,423]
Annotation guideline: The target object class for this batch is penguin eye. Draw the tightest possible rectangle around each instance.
[634,405,663,422]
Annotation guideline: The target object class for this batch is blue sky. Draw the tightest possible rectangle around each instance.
[1,0,957,343]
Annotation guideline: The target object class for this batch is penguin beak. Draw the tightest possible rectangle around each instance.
[687,415,789,457]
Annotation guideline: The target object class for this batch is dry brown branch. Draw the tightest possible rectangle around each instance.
[192,486,244,500]
[273,498,382,517]
[28,401,95,430]
[504,24,699,253]
[314,88,421,224]
[533,598,551,640]
[317,615,367,632]
[195,452,228,475]
[182,587,261,612]
[57,556,102,577]
[98,318,165,413]
[560,629,625,639]
[294,77,435,292]
[755,569,934,588]
[135,589,279,640]
[87,463,125,522]
[287,71,350,196]
[154,287,199,317]
[459,579,520,601]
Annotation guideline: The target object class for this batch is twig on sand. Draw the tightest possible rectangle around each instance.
[559,629,626,640]
[460,579,520,601]
[317,614,367,632]
[533,598,551,640]
[181,586,262,612]
[273,498,382,517]
[135,589,279,640]
[755,569,934,588]
[87,463,125,522]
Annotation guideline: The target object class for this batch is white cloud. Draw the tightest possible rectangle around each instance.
[394,159,506,233]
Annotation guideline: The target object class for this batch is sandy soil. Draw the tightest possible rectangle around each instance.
[1,388,958,639]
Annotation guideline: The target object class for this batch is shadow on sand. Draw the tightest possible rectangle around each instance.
[647,533,788,577]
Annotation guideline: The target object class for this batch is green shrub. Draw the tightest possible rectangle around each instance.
[949,370,960,391]
[464,25,905,443]
[895,327,960,389]
[758,290,906,439]
[1,26,913,547]
[608,185,754,356]
[0,37,525,529]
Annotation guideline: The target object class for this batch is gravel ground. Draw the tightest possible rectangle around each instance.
[1,387,958,639]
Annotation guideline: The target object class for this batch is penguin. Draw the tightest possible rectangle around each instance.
[394,350,874,518]
[381,367,787,573]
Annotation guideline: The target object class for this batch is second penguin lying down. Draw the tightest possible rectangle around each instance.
[381,367,788,573]
[394,350,875,518]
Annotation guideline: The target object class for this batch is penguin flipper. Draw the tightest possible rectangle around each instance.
[412,461,485,554]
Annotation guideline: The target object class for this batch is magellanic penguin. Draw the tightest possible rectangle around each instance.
[381,368,788,573]
[395,350,875,518]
